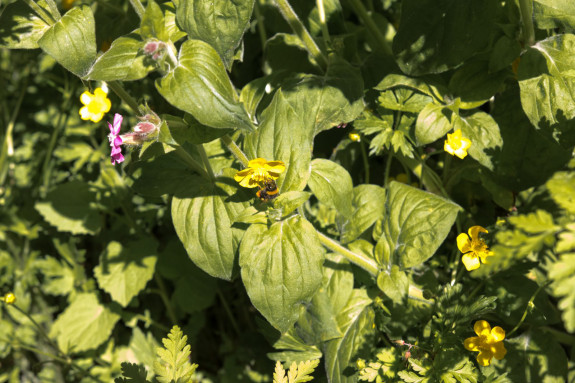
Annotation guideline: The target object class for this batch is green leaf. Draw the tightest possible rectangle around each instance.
[50,293,120,353]
[507,210,560,234]
[172,170,249,280]
[448,60,509,106]
[273,191,311,217]
[378,88,432,114]
[0,0,50,49]
[375,182,460,269]
[265,33,320,74]
[38,6,96,76]
[308,159,353,219]
[489,35,522,73]
[546,171,575,214]
[35,257,74,296]
[85,36,154,81]
[140,1,168,41]
[533,0,575,31]
[517,34,575,149]
[115,363,150,383]
[377,265,409,304]
[239,216,324,332]
[341,184,387,244]
[453,111,503,170]
[324,290,374,383]
[155,39,255,132]
[392,0,498,75]
[94,239,158,307]
[415,103,451,145]
[273,359,320,383]
[35,181,101,235]
[548,252,575,332]
[129,327,160,371]
[173,0,254,70]
[154,326,198,383]
[375,73,446,102]
[270,329,323,365]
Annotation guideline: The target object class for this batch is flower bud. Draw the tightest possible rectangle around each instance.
[3,292,16,305]
[143,39,167,60]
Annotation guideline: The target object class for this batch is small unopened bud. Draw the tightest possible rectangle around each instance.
[404,350,411,360]
[2,292,16,305]
[120,132,148,146]
[134,122,157,134]
[349,133,361,142]
[143,40,167,60]
[356,358,366,370]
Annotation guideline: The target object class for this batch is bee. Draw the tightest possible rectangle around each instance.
[256,179,279,202]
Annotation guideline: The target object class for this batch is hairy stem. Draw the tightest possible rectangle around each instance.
[317,231,379,275]
[107,81,140,116]
[221,134,250,167]
[128,0,145,19]
[197,144,216,181]
[518,0,535,46]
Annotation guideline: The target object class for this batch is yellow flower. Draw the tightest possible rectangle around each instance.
[464,320,507,366]
[457,226,494,271]
[234,158,286,188]
[62,0,76,10]
[79,87,111,123]
[444,129,471,159]
[349,133,361,142]
[2,292,16,305]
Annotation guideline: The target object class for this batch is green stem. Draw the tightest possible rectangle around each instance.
[518,0,535,46]
[216,290,241,336]
[316,0,332,45]
[274,0,328,70]
[383,150,393,187]
[128,0,145,19]
[407,285,433,305]
[359,139,370,184]
[317,231,379,276]
[23,0,55,25]
[540,326,575,346]
[41,109,69,197]
[11,343,67,364]
[346,0,392,55]
[254,0,268,51]
[173,146,210,179]
[43,0,60,20]
[107,81,140,115]
[154,275,179,327]
[507,281,551,337]
[10,305,61,354]
[220,134,249,167]
[197,144,216,181]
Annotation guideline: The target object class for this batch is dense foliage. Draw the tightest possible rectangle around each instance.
[1,0,574,381]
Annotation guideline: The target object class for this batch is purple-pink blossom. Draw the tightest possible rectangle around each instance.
[108,113,124,165]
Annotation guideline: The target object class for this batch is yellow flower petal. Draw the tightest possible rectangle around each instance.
[468,226,487,240]
[474,320,491,337]
[492,342,507,360]
[264,161,286,179]
[248,158,268,168]
[234,168,252,182]
[463,337,480,351]
[478,250,494,264]
[80,91,93,105]
[490,326,505,342]
[79,106,91,120]
[476,350,494,366]
[462,253,480,271]
[457,233,472,253]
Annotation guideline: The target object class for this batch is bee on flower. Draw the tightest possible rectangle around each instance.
[233,158,286,201]
[464,320,507,366]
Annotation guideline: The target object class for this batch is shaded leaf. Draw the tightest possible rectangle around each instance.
[0,0,50,49]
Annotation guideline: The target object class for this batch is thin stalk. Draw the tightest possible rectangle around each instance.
[41,111,70,196]
[383,150,393,187]
[274,0,328,70]
[23,0,56,25]
[359,139,370,183]
[220,134,249,167]
[254,0,268,51]
[316,0,332,45]
[317,231,379,276]
[154,275,179,327]
[43,0,60,20]
[197,144,216,181]
[11,343,67,363]
[128,0,145,19]
[346,0,392,56]
[216,290,241,336]
[407,285,433,305]
[540,326,575,346]
[518,0,535,46]
[107,81,140,116]
[507,281,551,337]
[173,146,210,179]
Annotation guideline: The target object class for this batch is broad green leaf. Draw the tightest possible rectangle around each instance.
[239,216,324,333]
[94,239,158,307]
[518,34,575,149]
[129,328,160,372]
[546,171,575,214]
[172,170,249,280]
[244,89,313,192]
[160,114,232,146]
[324,290,374,383]
[375,73,446,102]
[273,191,312,217]
[533,0,575,31]
[375,182,460,269]
[35,181,101,234]
[35,257,74,296]
[173,0,255,69]
[377,265,409,304]
[270,329,323,365]
[453,111,503,170]
[449,60,509,105]
[494,329,567,382]
[341,184,386,244]
[0,0,50,49]
[163,3,187,42]
[155,39,255,132]
[308,159,353,219]
[140,1,168,41]
[378,88,432,114]
[154,326,198,383]
[38,6,96,76]
[415,103,451,145]
[85,36,154,81]
[50,293,120,353]
[489,35,522,73]
[392,0,498,75]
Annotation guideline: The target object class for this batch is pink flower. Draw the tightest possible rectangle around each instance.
[108,113,124,165]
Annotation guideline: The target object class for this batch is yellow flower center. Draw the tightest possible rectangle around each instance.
[251,167,269,183]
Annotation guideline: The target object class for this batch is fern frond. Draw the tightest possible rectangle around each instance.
[154,325,198,383]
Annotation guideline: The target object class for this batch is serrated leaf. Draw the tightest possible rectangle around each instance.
[377,265,409,304]
[173,0,254,70]
[548,252,575,332]
[239,216,324,333]
[85,36,154,81]
[453,111,503,170]
[38,6,96,76]
[50,293,120,353]
[375,182,460,269]
[155,39,255,132]
[35,257,74,296]
[507,210,559,234]
[172,170,249,280]
[308,159,353,219]
[546,171,575,214]
[94,239,158,307]
[115,363,150,383]
[154,326,198,383]
[286,359,320,383]
[0,0,50,49]
[35,181,101,234]
[533,0,575,31]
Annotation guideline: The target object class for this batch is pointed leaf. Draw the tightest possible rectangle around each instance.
[308,159,353,219]
[0,0,50,49]
[415,103,451,145]
[341,184,387,244]
[453,111,503,170]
